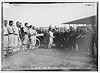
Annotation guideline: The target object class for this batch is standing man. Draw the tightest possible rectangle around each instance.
[23,22,29,50]
[19,23,24,45]
[16,22,23,49]
[48,28,54,49]
[72,28,77,51]
[44,29,49,48]
[55,29,61,48]
[64,29,69,48]
[7,20,14,55]
[3,20,8,57]
[76,27,82,52]
[69,26,74,50]
[29,25,37,49]
[13,21,19,52]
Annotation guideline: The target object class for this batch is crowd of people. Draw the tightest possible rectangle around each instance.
[3,20,97,58]
[3,20,54,57]
[37,25,97,56]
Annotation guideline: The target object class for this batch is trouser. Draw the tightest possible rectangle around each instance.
[40,36,44,46]
[82,38,91,54]
[85,37,92,54]
[65,40,68,48]
[71,38,76,50]
[44,38,49,48]
[3,36,8,56]
[48,37,53,48]
[8,34,14,54]
[82,38,87,53]
[69,37,73,50]
[79,39,85,52]
[30,36,36,49]
[22,34,29,50]
[76,39,81,51]
[8,34,14,47]
[13,35,19,52]
[23,34,29,45]
[55,38,60,48]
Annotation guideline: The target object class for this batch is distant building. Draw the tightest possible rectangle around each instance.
[62,15,97,29]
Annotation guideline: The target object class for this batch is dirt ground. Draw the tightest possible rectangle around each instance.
[1,47,97,71]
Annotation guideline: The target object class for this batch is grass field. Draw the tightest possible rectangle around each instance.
[1,47,97,71]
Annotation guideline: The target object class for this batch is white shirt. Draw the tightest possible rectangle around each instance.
[29,28,37,36]
[23,26,28,33]
[4,26,8,35]
[13,25,19,34]
[49,31,53,38]
[7,25,14,34]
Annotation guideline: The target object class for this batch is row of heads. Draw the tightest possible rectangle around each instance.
[4,20,27,26]
[4,20,92,31]
[4,20,35,28]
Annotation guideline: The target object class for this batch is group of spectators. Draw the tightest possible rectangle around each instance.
[3,19,97,58]
[36,24,97,57]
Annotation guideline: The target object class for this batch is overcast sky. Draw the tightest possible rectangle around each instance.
[3,3,97,27]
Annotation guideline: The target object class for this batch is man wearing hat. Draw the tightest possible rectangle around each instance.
[7,20,14,54]
[23,22,29,50]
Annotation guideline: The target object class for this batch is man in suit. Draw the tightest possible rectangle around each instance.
[23,23,29,50]
[44,29,49,48]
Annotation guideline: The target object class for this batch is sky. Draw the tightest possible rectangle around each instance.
[3,3,97,27]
